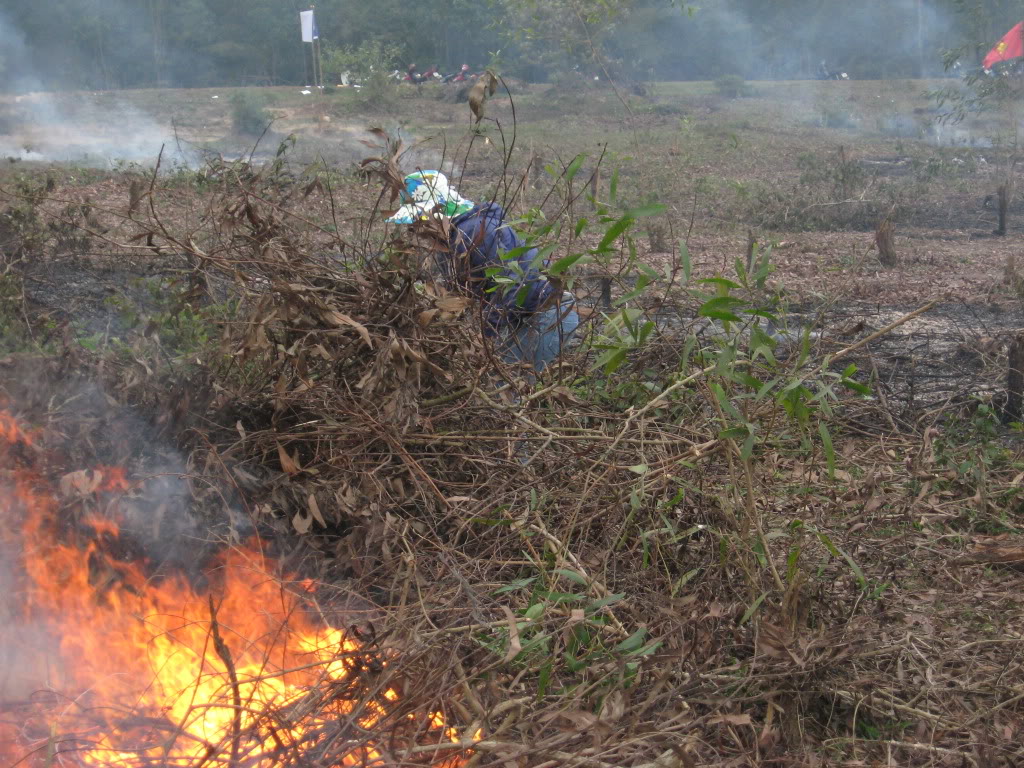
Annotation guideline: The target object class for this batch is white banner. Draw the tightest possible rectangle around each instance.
[299,10,318,43]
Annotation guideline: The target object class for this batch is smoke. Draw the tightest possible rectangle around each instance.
[0,362,260,707]
[0,10,197,167]
[613,0,963,82]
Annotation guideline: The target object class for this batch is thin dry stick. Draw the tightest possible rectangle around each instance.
[830,299,938,364]
[207,596,242,768]
[595,363,717,465]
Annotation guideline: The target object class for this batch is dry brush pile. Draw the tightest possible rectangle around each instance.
[2,136,1024,767]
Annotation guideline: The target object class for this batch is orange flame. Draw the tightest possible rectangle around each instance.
[0,409,469,767]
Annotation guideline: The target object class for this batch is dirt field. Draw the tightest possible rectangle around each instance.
[3,78,1020,412]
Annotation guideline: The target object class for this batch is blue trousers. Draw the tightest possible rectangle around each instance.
[498,294,580,375]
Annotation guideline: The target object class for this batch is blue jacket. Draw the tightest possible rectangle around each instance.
[449,203,557,333]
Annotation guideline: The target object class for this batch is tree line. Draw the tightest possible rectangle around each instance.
[2,0,1023,91]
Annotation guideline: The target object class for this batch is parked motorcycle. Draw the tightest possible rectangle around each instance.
[403,65,441,85]
[442,64,475,84]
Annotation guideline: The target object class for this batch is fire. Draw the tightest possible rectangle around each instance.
[0,408,469,767]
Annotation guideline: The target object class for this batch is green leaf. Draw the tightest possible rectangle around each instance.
[698,277,742,291]
[536,590,584,603]
[816,532,866,589]
[553,568,588,586]
[818,422,835,480]
[532,243,558,267]
[680,240,692,284]
[594,347,627,374]
[710,382,744,423]
[614,628,649,654]
[500,245,532,262]
[671,568,700,597]
[575,217,589,237]
[494,576,538,594]
[734,256,748,285]
[523,603,546,620]
[565,153,586,183]
[586,593,625,613]
[843,379,873,396]
[786,545,801,581]
[549,252,586,276]
[638,263,660,281]
[741,432,756,461]
[624,202,666,218]
[628,640,663,658]
[628,463,649,475]
[537,662,552,698]
[740,591,768,624]
[596,216,635,252]
[699,296,746,323]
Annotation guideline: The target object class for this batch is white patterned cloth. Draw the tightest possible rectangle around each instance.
[386,171,475,224]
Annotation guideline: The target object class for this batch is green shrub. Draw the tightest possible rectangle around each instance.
[323,40,401,112]
[230,91,272,136]
[714,74,750,98]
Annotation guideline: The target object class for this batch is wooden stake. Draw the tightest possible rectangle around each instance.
[746,229,757,272]
[876,216,897,267]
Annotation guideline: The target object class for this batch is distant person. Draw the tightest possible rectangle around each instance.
[387,171,579,376]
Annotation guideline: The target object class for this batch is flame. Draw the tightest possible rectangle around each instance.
[0,409,469,767]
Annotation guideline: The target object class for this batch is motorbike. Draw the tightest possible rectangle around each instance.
[403,65,441,84]
[442,65,476,84]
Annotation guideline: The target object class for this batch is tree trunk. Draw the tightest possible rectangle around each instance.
[995,183,1011,236]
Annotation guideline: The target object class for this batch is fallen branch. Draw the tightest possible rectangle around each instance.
[830,299,938,364]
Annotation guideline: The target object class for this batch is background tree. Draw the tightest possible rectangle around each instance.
[1,0,1021,90]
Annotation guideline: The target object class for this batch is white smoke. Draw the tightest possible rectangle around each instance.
[0,11,198,168]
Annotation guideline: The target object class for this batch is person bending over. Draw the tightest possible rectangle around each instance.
[387,171,579,375]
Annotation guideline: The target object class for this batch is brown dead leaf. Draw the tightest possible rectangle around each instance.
[599,690,626,723]
[952,545,1024,567]
[548,709,598,732]
[708,713,752,726]
[277,443,302,475]
[500,606,522,663]
[417,309,439,328]
[59,469,103,497]
[323,311,372,348]
[756,624,790,659]
[436,296,471,314]
[292,510,313,535]
[307,494,326,528]
[863,494,883,514]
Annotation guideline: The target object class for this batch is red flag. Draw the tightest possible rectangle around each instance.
[983,22,1024,68]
